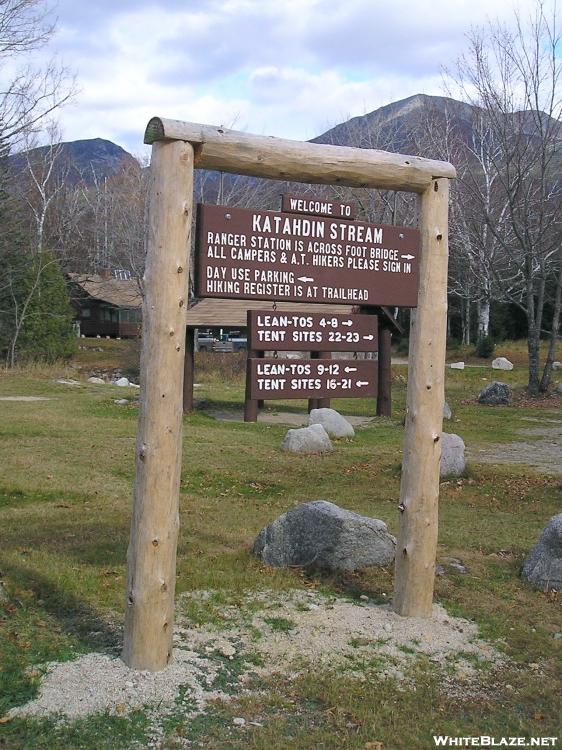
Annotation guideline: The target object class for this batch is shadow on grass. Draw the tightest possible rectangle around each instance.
[0,556,122,654]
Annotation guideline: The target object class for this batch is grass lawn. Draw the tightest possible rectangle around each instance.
[0,345,560,749]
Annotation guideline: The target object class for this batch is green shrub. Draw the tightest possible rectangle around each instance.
[475,335,495,358]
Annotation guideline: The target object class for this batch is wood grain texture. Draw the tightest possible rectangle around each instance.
[144,117,456,193]
[122,140,194,670]
[393,180,449,617]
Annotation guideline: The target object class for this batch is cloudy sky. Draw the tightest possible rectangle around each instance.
[26,0,550,154]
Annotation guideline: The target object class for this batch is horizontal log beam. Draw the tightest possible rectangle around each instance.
[144,117,456,194]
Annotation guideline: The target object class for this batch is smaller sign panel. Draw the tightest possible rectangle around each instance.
[281,194,357,219]
[248,310,378,352]
[249,358,377,400]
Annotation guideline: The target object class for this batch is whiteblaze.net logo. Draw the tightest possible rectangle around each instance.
[433,737,558,747]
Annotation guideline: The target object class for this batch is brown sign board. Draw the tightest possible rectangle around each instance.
[281,194,357,219]
[195,204,420,308]
[248,310,378,352]
[248,357,377,400]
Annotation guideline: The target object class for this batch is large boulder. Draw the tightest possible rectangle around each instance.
[492,357,514,370]
[308,408,354,439]
[478,381,512,405]
[440,433,466,477]
[282,424,333,454]
[253,500,396,571]
[521,514,562,591]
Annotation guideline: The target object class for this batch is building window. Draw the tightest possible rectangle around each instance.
[120,309,140,323]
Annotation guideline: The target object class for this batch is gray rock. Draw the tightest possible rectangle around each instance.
[308,408,354,439]
[521,514,562,591]
[443,401,452,419]
[114,377,130,387]
[114,399,128,405]
[87,376,105,384]
[478,381,512,405]
[440,433,466,477]
[55,378,80,386]
[554,382,562,395]
[253,500,396,571]
[282,423,333,454]
[450,361,465,370]
[552,361,561,370]
[492,357,514,370]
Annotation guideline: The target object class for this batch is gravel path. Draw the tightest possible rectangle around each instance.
[468,418,562,476]
[10,589,503,725]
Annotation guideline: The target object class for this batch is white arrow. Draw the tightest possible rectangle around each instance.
[297,276,314,283]
[401,254,415,260]
[356,381,370,387]
[342,320,353,327]
[362,334,375,341]
[344,366,357,373]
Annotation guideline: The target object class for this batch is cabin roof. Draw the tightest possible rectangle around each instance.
[68,273,142,309]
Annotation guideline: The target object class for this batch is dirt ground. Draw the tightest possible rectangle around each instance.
[468,415,562,476]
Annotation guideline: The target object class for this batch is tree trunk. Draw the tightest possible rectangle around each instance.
[394,179,449,617]
[477,297,490,339]
[526,278,540,396]
[539,265,562,392]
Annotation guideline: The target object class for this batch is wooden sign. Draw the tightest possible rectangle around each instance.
[248,310,378,352]
[195,204,420,307]
[248,357,377,399]
[281,194,357,219]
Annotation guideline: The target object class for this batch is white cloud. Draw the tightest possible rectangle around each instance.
[29,0,554,151]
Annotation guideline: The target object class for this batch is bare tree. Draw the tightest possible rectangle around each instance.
[0,0,74,147]
[449,1,561,392]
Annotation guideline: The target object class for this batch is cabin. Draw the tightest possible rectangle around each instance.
[68,271,142,338]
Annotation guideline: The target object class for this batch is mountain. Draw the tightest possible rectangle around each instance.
[8,138,138,185]
[312,93,476,158]
[313,93,561,164]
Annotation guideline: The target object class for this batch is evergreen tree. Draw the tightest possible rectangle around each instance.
[17,252,76,362]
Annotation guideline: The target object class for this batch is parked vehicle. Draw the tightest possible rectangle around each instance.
[212,334,247,352]
[196,331,218,351]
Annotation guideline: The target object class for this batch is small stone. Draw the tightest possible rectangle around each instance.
[125,681,134,688]
[521,513,562,591]
[308,408,354,439]
[554,382,562,395]
[478,381,512,406]
[114,377,130,387]
[435,564,446,576]
[440,433,466,477]
[443,402,452,420]
[253,500,395,571]
[282,424,333,454]
[359,594,369,601]
[551,361,561,370]
[114,399,128,405]
[233,717,246,726]
[553,633,561,640]
[383,623,392,633]
[87,376,105,384]
[492,357,514,370]
[450,361,465,370]
[217,641,236,658]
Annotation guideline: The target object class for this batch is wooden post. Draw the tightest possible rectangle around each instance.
[393,179,449,617]
[183,328,195,414]
[244,348,259,422]
[308,351,332,412]
[122,140,194,670]
[377,325,392,417]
